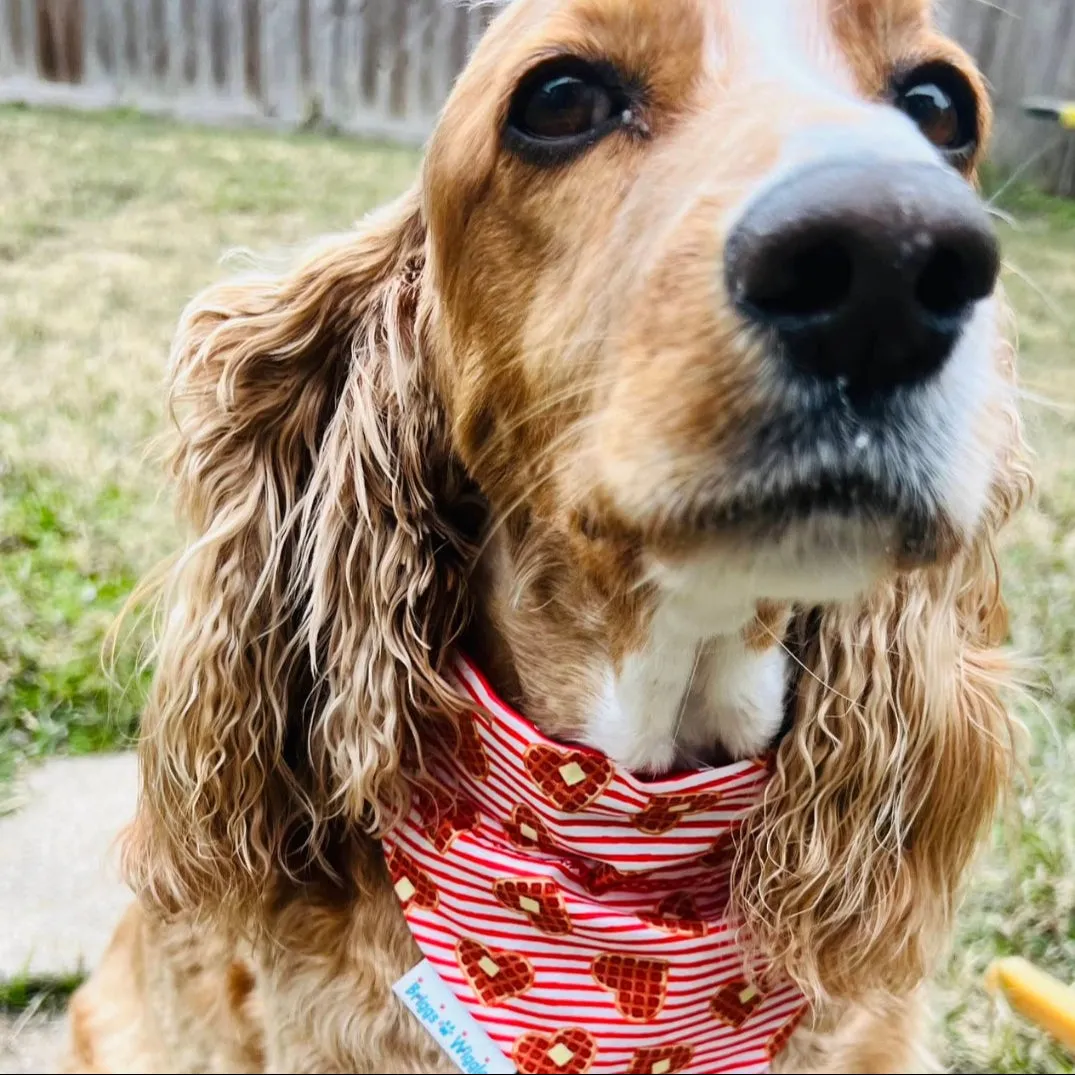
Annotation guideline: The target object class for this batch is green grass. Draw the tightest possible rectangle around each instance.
[0,107,1074,1070]
[0,106,420,795]
[0,972,83,1014]
[0,468,148,786]
[937,180,1075,1075]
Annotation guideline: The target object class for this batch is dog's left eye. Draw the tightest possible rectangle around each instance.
[505,58,632,163]
[893,63,979,160]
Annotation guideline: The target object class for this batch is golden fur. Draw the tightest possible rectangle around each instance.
[67,0,1031,1071]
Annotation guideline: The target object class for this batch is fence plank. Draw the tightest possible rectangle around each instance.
[241,0,259,101]
[261,0,302,123]
[147,0,167,80]
[19,0,36,78]
[0,1,21,77]
[1051,5,1075,195]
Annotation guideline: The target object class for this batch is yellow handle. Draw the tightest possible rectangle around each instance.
[1061,104,1075,131]
[985,957,1075,1053]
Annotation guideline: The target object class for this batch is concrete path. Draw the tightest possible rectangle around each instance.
[0,754,138,980]
[0,1013,65,1075]
[0,754,139,1074]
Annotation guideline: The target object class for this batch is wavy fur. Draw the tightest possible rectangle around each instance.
[124,191,476,924]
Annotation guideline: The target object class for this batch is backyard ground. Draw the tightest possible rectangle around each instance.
[0,106,1073,1073]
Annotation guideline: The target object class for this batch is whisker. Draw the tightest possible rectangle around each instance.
[470,418,601,568]
[1003,259,1069,326]
[752,614,862,711]
[987,136,1068,209]
[1018,389,1075,415]
[467,370,620,476]
[670,646,705,756]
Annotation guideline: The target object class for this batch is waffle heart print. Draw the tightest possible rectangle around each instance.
[503,804,558,854]
[639,892,709,937]
[386,847,438,911]
[632,791,727,835]
[451,712,490,780]
[456,938,534,1006]
[766,1012,808,1061]
[382,656,807,1074]
[626,1045,695,1074]
[493,878,573,936]
[592,954,670,1022]
[524,744,614,812]
[413,784,481,854]
[711,978,766,1028]
[513,1028,598,1074]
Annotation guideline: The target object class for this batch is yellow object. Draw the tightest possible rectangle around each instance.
[985,957,1075,1053]
[1061,104,1075,131]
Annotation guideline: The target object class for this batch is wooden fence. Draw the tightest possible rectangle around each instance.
[1,0,1074,194]
[939,0,1075,197]
[0,0,495,143]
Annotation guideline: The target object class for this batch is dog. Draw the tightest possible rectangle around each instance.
[65,0,1032,1071]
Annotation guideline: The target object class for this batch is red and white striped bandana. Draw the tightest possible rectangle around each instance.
[383,657,806,1075]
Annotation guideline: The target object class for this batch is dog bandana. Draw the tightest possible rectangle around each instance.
[383,658,806,1075]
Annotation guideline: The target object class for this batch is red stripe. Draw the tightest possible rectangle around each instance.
[416,934,751,987]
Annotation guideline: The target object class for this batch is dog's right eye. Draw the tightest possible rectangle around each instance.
[505,58,632,164]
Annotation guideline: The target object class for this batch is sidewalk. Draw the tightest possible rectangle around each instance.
[0,754,138,1074]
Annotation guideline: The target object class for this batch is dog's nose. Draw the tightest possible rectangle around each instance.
[725,159,1000,396]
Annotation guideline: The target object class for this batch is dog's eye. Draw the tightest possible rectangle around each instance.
[506,58,632,163]
[893,63,979,160]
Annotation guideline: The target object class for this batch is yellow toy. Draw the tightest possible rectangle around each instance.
[1022,97,1075,131]
[985,957,1075,1053]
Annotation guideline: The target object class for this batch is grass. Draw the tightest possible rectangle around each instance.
[0,468,148,788]
[0,107,1073,1070]
[938,178,1075,1075]
[0,973,83,1015]
[0,105,419,798]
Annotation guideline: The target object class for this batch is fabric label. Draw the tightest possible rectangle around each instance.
[393,960,516,1074]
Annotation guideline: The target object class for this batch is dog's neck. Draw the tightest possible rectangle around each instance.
[463,522,790,775]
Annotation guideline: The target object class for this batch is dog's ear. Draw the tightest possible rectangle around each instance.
[124,189,474,927]
[733,327,1033,1001]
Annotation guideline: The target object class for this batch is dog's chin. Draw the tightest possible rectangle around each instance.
[647,499,955,625]
[699,490,953,569]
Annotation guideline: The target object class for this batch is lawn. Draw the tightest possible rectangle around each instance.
[0,107,1072,1072]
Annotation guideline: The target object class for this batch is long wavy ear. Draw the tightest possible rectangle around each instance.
[733,319,1033,1001]
[124,189,474,927]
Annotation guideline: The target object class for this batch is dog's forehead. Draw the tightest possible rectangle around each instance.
[474,0,937,107]
[486,0,932,48]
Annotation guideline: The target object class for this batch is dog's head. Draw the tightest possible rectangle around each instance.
[127,0,1031,1002]
[429,0,1003,604]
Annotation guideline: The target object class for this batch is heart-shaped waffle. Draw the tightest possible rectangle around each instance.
[503,804,559,854]
[639,892,708,937]
[524,745,613,812]
[456,938,534,1006]
[512,1027,597,1074]
[694,832,734,868]
[592,953,669,1022]
[451,712,489,780]
[632,791,725,835]
[414,784,481,854]
[493,878,572,935]
[386,847,438,910]
[766,1010,806,1059]
[572,861,671,897]
[710,977,764,1028]
[574,861,632,896]
[626,1044,694,1074]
